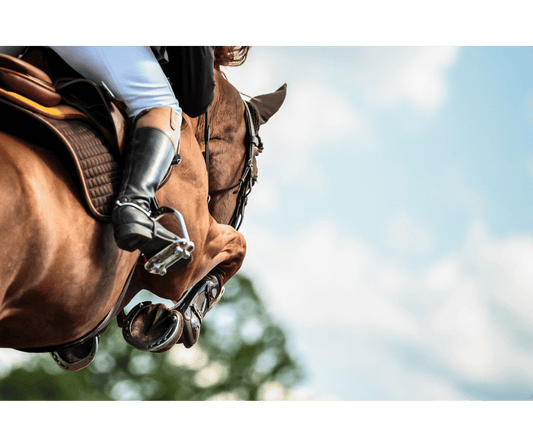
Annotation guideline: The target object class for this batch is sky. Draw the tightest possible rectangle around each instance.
[1,37,533,403]
[220,46,533,400]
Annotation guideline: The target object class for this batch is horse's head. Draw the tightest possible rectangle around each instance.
[199,69,287,228]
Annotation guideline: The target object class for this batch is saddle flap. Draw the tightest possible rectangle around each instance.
[0,94,123,222]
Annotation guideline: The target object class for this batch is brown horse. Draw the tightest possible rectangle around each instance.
[0,50,286,368]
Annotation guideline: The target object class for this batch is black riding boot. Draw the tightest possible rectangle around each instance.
[112,126,178,254]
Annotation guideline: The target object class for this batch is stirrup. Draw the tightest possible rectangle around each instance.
[144,206,195,275]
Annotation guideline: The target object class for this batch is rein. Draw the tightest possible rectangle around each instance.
[203,100,261,230]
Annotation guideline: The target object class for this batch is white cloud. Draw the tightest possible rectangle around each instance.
[222,51,282,99]
[226,46,528,400]
[242,218,533,399]
[256,78,371,191]
[229,47,459,114]
[386,213,435,254]
[226,48,373,191]
[244,219,420,338]
[352,47,459,111]
[224,47,459,202]
[247,176,279,216]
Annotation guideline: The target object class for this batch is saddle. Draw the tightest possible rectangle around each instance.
[0,50,128,222]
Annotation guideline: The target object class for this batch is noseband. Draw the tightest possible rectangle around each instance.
[203,100,262,230]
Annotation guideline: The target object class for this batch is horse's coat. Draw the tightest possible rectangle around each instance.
[0,62,285,353]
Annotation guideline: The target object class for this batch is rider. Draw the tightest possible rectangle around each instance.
[1,46,216,258]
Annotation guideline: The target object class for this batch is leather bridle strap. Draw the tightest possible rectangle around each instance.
[206,101,257,198]
[203,101,258,230]
[204,110,210,180]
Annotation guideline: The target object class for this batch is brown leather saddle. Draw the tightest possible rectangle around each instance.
[0,49,128,222]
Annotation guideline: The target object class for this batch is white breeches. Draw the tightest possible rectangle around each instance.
[0,46,182,122]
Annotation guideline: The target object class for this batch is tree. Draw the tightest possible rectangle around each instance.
[0,274,304,401]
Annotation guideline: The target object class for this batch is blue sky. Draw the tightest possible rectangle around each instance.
[223,46,533,400]
[1,45,533,403]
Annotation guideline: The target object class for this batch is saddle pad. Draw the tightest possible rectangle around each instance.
[39,114,122,220]
[0,97,121,222]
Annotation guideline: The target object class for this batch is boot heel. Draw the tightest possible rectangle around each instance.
[114,223,153,252]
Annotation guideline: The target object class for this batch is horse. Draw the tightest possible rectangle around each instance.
[0,48,286,369]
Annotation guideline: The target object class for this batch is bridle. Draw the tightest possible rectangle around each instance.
[203,100,262,230]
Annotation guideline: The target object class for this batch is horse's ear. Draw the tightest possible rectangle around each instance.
[249,83,287,126]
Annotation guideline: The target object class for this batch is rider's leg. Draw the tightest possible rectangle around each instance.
[112,107,180,253]
[48,47,182,254]
[48,46,180,118]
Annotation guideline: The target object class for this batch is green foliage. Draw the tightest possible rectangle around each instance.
[0,274,304,401]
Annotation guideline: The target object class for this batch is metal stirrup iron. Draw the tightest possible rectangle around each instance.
[144,206,195,275]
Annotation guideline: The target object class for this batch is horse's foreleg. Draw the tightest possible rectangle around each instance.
[126,218,246,313]
[120,219,247,351]
[163,220,246,349]
[196,220,247,288]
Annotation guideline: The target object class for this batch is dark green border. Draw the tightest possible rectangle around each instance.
[0,0,533,45]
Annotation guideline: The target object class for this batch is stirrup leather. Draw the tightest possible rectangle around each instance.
[144,206,195,275]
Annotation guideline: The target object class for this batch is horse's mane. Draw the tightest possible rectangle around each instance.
[214,46,251,70]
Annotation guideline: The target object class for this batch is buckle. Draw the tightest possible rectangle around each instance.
[144,206,195,275]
